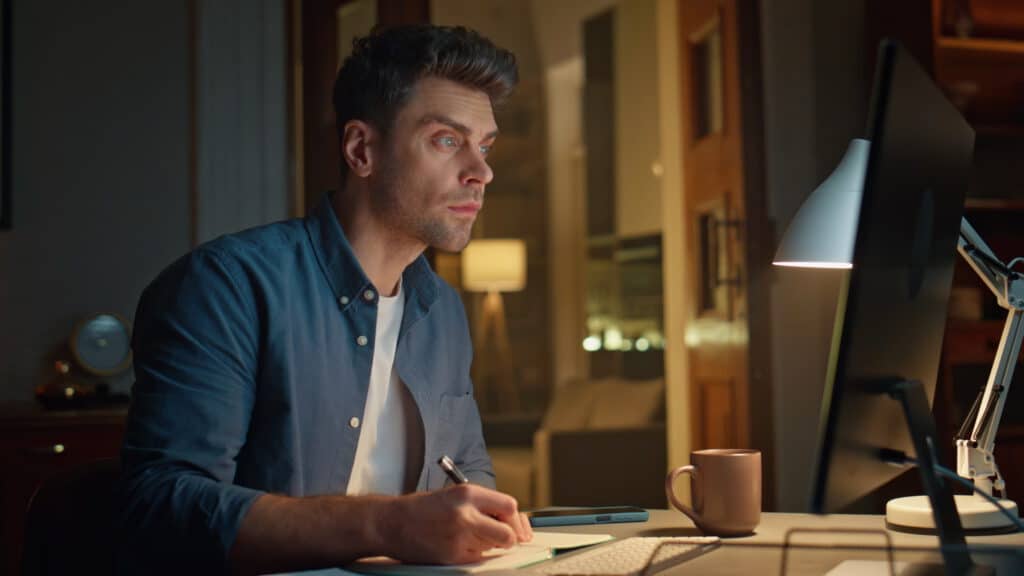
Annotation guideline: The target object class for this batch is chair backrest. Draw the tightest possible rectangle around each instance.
[22,458,121,576]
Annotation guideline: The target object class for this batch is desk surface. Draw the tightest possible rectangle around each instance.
[539,510,1024,575]
[285,510,1024,576]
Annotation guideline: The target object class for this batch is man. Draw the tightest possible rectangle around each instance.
[117,25,531,575]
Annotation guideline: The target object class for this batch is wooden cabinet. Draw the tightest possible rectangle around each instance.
[932,0,1024,130]
[0,404,126,574]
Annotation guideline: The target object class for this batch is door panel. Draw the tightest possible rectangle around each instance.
[680,0,750,452]
[699,377,736,448]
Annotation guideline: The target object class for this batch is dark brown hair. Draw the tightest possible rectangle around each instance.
[333,25,518,173]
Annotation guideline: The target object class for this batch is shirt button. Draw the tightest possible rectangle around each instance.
[339,295,350,305]
[356,335,368,346]
[349,417,360,428]
[363,289,376,301]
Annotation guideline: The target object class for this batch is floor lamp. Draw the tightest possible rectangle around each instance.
[462,239,526,414]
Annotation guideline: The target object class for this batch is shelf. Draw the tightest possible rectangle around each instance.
[947,318,1005,331]
[935,34,1024,55]
[971,123,1024,136]
[932,21,1024,127]
[964,197,1024,211]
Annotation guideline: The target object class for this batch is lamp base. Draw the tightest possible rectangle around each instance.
[886,494,1019,534]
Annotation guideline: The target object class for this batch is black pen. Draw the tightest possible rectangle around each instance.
[438,454,469,485]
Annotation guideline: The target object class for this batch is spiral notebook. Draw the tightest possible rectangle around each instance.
[348,531,614,574]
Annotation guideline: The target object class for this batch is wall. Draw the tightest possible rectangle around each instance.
[0,1,191,403]
[760,0,867,511]
[614,0,662,238]
[531,0,616,391]
[196,0,289,243]
[0,0,289,405]
[655,0,689,473]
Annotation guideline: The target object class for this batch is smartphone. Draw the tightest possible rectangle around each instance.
[526,506,649,527]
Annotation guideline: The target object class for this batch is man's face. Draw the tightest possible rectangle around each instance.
[368,77,498,253]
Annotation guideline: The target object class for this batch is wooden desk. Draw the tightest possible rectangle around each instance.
[0,403,127,574]
[535,510,1024,575]
[284,510,1024,575]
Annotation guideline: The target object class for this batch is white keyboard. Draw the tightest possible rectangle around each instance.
[532,536,721,576]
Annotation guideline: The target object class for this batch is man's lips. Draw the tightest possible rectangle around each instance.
[448,202,482,215]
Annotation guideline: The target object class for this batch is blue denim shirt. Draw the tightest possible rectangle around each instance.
[116,194,493,574]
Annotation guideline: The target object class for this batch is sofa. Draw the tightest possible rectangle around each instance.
[484,378,667,509]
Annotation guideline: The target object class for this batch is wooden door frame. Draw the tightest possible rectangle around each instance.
[735,0,775,512]
[678,0,774,511]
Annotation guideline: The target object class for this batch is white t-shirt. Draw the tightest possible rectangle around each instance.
[346,283,416,495]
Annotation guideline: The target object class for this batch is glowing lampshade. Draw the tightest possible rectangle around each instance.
[461,239,527,292]
[773,138,870,269]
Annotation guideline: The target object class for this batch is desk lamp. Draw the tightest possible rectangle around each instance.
[774,138,1022,531]
[462,238,527,413]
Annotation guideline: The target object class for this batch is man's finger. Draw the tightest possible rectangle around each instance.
[516,512,533,542]
[452,540,488,565]
[468,509,518,549]
[454,485,529,547]
[465,486,519,522]
[509,510,529,542]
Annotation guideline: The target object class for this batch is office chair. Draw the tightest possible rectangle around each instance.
[22,458,120,576]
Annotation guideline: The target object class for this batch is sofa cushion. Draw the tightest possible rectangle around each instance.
[587,378,664,429]
[541,379,598,431]
[489,446,534,508]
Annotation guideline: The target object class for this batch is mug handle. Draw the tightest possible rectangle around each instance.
[665,465,702,525]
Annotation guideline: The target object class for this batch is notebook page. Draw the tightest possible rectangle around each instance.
[348,531,613,574]
[527,532,613,550]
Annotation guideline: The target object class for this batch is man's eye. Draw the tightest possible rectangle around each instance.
[437,136,459,148]
[480,144,493,156]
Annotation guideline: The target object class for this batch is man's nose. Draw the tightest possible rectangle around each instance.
[461,150,494,187]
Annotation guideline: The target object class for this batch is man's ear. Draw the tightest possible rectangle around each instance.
[340,120,377,178]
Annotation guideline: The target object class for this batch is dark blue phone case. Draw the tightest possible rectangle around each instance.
[528,509,649,527]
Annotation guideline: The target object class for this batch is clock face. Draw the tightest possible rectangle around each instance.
[71,313,132,376]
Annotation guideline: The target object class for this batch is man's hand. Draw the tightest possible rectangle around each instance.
[230,485,533,574]
[379,484,533,565]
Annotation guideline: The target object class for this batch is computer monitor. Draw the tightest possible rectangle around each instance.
[809,40,975,569]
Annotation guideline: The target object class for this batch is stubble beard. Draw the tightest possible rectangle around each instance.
[370,160,474,254]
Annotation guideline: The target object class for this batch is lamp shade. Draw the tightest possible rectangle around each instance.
[461,239,527,292]
[772,138,870,269]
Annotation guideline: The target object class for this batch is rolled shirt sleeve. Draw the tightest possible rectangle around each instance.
[116,248,265,573]
[458,395,496,488]
[448,298,495,489]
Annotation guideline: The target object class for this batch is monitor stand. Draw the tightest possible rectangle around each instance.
[863,378,985,576]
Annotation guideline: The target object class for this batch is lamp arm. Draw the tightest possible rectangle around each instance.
[953,217,1024,497]
[957,217,1012,304]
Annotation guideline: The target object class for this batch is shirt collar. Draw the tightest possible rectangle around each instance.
[305,192,438,315]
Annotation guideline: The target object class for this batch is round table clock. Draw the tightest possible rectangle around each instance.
[69,313,133,376]
[36,313,132,408]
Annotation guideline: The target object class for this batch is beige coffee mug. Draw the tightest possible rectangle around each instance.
[665,448,761,536]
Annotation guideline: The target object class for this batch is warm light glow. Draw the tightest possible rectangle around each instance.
[685,321,749,347]
[582,335,602,352]
[461,239,527,292]
[772,261,853,270]
[603,328,623,351]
